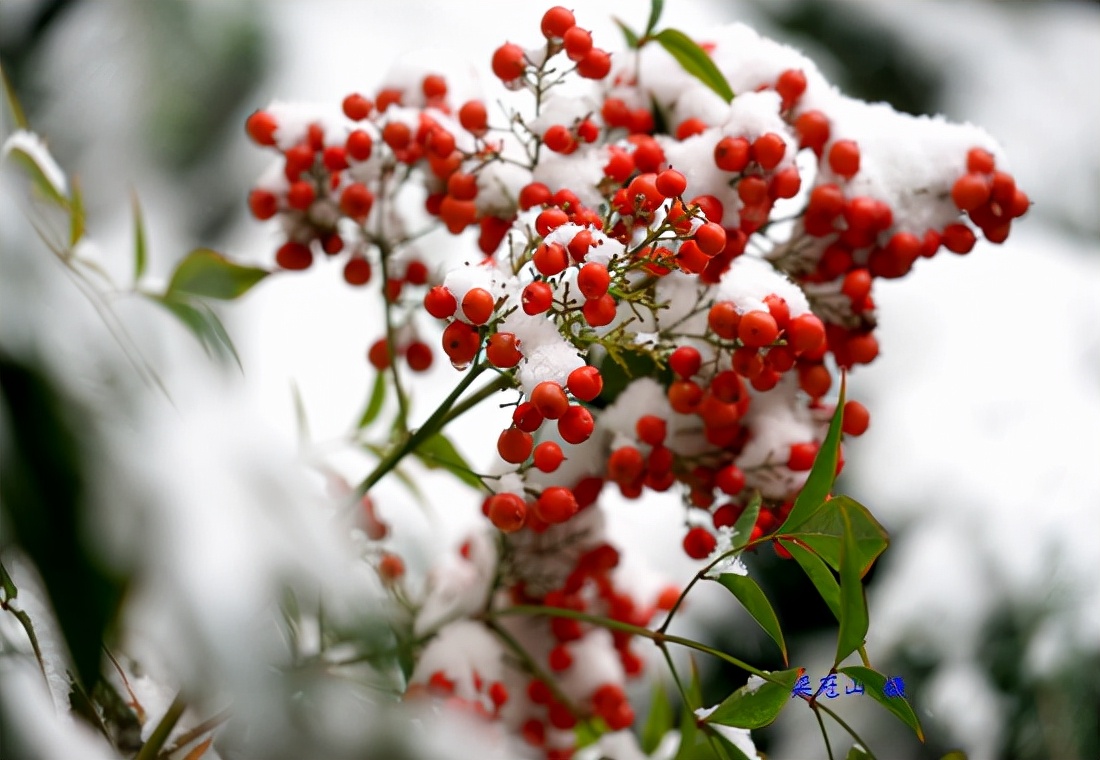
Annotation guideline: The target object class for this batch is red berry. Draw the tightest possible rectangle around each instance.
[607,446,645,485]
[714,136,750,172]
[577,262,610,299]
[576,48,611,80]
[275,241,312,270]
[486,332,523,368]
[421,73,447,99]
[942,223,976,254]
[951,173,992,211]
[458,100,489,136]
[635,415,667,446]
[769,166,802,199]
[683,527,716,559]
[675,117,708,140]
[708,302,741,340]
[378,552,405,582]
[491,43,526,81]
[786,313,826,354]
[737,176,768,205]
[522,281,553,315]
[582,294,617,327]
[828,140,861,178]
[248,189,278,220]
[966,147,996,174]
[668,380,703,414]
[787,442,819,471]
[424,286,457,319]
[841,268,872,303]
[498,427,534,464]
[487,493,527,532]
[286,180,315,210]
[513,402,544,433]
[533,242,569,276]
[532,381,569,420]
[346,130,373,161]
[776,69,807,105]
[564,26,594,61]
[669,346,702,379]
[543,124,576,154]
[245,110,278,146]
[842,400,870,436]
[655,168,688,198]
[343,257,372,286]
[694,222,726,256]
[536,487,578,524]
[541,6,576,39]
[441,320,481,366]
[367,338,392,370]
[405,341,433,372]
[518,182,551,210]
[738,310,780,348]
[795,110,830,154]
[340,183,374,219]
[382,121,411,151]
[461,287,495,325]
[715,465,745,495]
[548,644,573,671]
[533,441,565,473]
[763,294,790,329]
[751,132,786,170]
[558,405,594,444]
[567,366,603,401]
[535,207,569,236]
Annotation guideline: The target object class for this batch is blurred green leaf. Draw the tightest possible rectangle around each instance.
[835,507,868,665]
[780,374,846,532]
[644,0,665,37]
[779,538,841,620]
[166,248,268,301]
[846,745,873,760]
[412,433,482,490]
[5,142,68,207]
[149,294,241,369]
[358,372,387,429]
[1,67,29,129]
[69,178,85,247]
[732,491,761,545]
[653,29,735,103]
[783,495,888,577]
[132,193,148,281]
[613,18,641,49]
[838,665,924,741]
[715,573,787,664]
[704,668,799,729]
[641,680,674,754]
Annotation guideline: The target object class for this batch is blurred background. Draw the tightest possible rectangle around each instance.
[2,1,1098,759]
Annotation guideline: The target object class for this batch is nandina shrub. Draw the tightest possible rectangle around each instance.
[236,3,1028,757]
[1,2,1028,759]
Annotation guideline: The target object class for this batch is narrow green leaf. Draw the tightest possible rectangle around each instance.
[778,538,841,620]
[290,381,310,444]
[837,666,924,742]
[412,433,482,490]
[653,29,735,103]
[845,745,874,760]
[612,17,641,49]
[784,494,888,577]
[643,0,665,37]
[132,193,148,281]
[166,248,269,300]
[69,177,85,247]
[574,719,604,749]
[641,681,674,754]
[1,67,29,129]
[732,491,761,546]
[149,294,241,369]
[834,507,868,666]
[5,144,68,207]
[704,668,799,729]
[358,371,387,429]
[780,374,846,532]
[715,573,787,664]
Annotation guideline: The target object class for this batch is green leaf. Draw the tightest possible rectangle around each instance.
[846,745,874,760]
[5,142,68,207]
[132,193,148,281]
[412,433,482,490]
[290,381,310,444]
[1,67,29,129]
[834,507,868,666]
[166,248,269,301]
[704,668,800,729]
[69,177,85,247]
[643,0,665,37]
[779,538,841,621]
[149,294,241,369]
[653,29,735,103]
[782,495,888,577]
[838,666,924,742]
[780,374,846,532]
[612,17,641,49]
[732,491,762,546]
[641,681,674,754]
[574,719,604,749]
[715,573,787,664]
[358,371,387,429]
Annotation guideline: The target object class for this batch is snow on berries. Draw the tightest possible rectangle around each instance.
[243,5,1027,757]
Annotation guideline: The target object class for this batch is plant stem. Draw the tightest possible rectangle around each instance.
[659,644,731,760]
[135,693,186,760]
[439,373,515,426]
[356,362,487,496]
[0,559,48,683]
[375,235,410,432]
[812,703,836,760]
[158,708,231,759]
[816,702,879,760]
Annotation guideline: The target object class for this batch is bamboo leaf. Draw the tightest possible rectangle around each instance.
[412,433,482,490]
[132,193,148,281]
[834,507,868,666]
[4,141,68,207]
[1,67,29,129]
[653,29,735,103]
[69,177,85,247]
[838,666,924,742]
[357,371,387,429]
[644,0,665,38]
[612,17,641,49]
[714,573,787,664]
[149,294,241,369]
[704,668,799,729]
[166,248,269,301]
[778,538,841,620]
[641,680,674,754]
